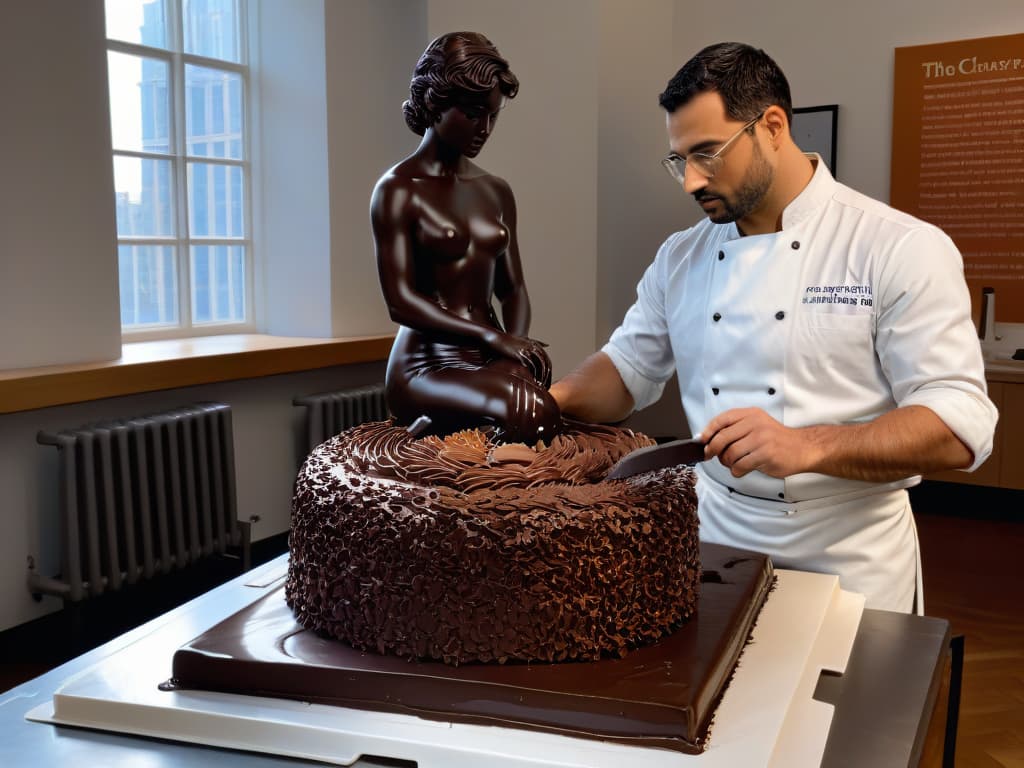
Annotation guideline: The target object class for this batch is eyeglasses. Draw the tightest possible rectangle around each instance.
[661,111,765,183]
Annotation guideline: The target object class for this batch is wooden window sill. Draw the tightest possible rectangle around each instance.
[0,333,394,414]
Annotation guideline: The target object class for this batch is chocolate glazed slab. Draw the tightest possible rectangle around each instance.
[165,542,773,755]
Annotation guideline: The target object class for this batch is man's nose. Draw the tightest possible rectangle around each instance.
[683,161,709,195]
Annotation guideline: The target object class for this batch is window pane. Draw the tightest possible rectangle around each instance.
[187,162,244,237]
[119,244,178,328]
[108,51,170,154]
[185,64,243,160]
[114,156,175,236]
[106,0,168,48]
[109,0,250,335]
[183,0,240,63]
[191,245,245,323]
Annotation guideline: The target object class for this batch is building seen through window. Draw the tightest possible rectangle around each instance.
[106,0,250,335]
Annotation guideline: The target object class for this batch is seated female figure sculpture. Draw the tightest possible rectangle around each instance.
[371,32,561,444]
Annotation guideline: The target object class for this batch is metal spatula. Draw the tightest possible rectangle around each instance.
[605,437,706,480]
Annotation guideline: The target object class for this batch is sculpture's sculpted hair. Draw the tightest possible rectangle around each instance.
[658,42,793,125]
[403,31,519,136]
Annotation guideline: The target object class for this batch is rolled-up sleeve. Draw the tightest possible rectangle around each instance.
[601,235,680,412]
[875,226,998,470]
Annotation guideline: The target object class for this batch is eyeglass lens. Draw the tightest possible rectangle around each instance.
[662,112,762,182]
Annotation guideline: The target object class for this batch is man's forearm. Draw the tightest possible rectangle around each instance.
[704,404,975,482]
[550,352,635,424]
[801,405,973,482]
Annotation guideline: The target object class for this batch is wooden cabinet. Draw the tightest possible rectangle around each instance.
[926,373,1023,489]
[997,379,1024,490]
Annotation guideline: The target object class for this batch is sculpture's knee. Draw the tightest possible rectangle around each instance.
[501,383,562,444]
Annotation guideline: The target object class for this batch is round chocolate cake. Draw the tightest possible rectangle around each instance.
[286,421,699,665]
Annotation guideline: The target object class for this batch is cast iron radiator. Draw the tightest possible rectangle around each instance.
[30,402,249,603]
[293,383,388,453]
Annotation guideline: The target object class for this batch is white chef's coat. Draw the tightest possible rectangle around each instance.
[604,156,997,612]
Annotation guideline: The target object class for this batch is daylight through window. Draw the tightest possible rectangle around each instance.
[106,0,251,335]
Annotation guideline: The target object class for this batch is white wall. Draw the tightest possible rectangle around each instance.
[325,0,425,339]
[257,0,424,338]
[254,0,333,337]
[0,0,121,370]
[596,0,689,344]
[595,0,692,438]
[426,0,601,376]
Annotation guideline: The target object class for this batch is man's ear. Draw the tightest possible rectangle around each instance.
[762,105,788,146]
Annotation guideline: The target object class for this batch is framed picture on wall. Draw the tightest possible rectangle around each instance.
[792,105,838,177]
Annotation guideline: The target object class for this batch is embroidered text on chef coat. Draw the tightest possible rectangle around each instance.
[802,283,873,310]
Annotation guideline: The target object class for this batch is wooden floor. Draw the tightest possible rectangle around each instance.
[915,487,1024,768]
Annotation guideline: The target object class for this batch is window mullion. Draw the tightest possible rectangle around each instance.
[243,0,256,330]
[107,38,173,61]
[189,237,249,244]
[113,148,178,162]
[181,51,247,75]
[208,164,217,321]
[132,246,140,326]
[170,0,191,331]
[118,236,179,245]
[183,155,247,168]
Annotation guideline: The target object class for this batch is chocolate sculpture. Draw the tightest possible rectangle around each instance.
[371,31,560,444]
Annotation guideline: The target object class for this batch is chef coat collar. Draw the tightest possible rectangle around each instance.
[714,153,834,242]
[779,153,835,231]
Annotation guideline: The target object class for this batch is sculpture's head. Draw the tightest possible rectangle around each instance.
[403,31,519,153]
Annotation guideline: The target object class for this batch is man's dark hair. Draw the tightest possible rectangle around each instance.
[403,31,519,136]
[658,42,793,125]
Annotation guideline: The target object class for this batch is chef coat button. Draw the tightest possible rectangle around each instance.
[768,387,776,395]
[712,387,720,395]
[778,492,785,499]
[718,251,725,260]
[791,241,800,250]
[775,310,785,320]
[728,486,734,493]
[713,312,722,322]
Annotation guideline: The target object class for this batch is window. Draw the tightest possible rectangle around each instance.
[106,0,252,336]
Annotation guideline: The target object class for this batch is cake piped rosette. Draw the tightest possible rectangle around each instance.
[285,421,699,665]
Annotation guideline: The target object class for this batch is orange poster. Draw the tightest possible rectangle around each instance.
[891,33,1024,322]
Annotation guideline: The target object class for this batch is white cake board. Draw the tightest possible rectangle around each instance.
[27,569,864,767]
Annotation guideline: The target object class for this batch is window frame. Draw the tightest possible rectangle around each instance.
[107,0,256,340]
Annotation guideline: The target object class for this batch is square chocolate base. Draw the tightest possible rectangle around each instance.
[167,542,772,754]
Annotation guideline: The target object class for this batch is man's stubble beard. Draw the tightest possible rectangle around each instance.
[705,140,773,224]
